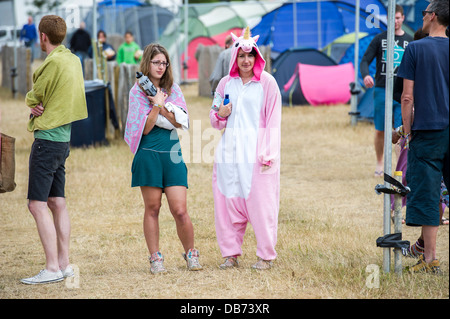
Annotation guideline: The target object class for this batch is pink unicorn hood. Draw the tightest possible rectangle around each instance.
[229,27,266,81]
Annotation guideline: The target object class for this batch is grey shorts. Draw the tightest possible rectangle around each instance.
[27,139,70,202]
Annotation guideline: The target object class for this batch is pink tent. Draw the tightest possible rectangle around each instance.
[181,36,217,80]
[211,28,242,48]
[181,28,243,81]
[284,62,354,106]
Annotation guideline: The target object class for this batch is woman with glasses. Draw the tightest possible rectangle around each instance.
[125,43,202,274]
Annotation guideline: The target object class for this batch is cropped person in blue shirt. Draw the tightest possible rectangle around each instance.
[398,0,449,274]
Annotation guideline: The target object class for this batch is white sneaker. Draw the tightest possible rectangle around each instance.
[20,269,64,285]
[61,265,74,278]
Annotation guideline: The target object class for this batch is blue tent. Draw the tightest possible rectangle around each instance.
[252,0,387,54]
[339,33,377,123]
[340,33,377,87]
[357,87,374,123]
[98,0,143,7]
[403,0,432,32]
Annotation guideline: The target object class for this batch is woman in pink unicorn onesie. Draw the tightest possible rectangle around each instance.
[124,43,202,274]
[210,27,282,270]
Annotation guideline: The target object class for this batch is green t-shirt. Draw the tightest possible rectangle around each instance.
[117,41,141,64]
[34,123,72,142]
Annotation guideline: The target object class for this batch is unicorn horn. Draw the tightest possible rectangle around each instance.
[243,26,250,40]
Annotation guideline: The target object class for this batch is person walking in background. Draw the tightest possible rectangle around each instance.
[124,43,202,274]
[69,21,91,73]
[20,16,38,63]
[117,31,142,65]
[397,0,449,274]
[89,30,116,61]
[360,5,413,177]
[21,15,88,285]
[210,27,281,270]
[209,35,233,95]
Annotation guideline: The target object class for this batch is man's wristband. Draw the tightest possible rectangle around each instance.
[154,103,162,108]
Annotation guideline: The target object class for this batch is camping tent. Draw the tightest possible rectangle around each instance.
[339,32,377,122]
[181,36,217,80]
[323,32,368,64]
[323,31,377,84]
[322,31,378,121]
[357,87,375,122]
[272,48,339,106]
[284,62,354,106]
[251,0,388,55]
[159,1,281,81]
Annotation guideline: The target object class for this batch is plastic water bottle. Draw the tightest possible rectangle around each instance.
[136,71,157,96]
[224,94,230,105]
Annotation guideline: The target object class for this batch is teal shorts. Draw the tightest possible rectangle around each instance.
[131,148,188,189]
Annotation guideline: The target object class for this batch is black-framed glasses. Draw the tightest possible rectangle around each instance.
[151,60,169,68]
[422,10,437,17]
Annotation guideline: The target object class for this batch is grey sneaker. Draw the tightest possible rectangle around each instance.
[20,269,64,285]
[149,252,167,274]
[251,258,273,270]
[182,248,203,271]
[219,256,239,270]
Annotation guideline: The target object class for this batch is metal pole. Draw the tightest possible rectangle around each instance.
[184,0,189,82]
[383,0,396,273]
[350,0,360,126]
[113,0,116,34]
[293,0,298,48]
[92,0,97,80]
[11,0,18,99]
[393,171,403,275]
[317,0,321,50]
[152,5,159,43]
[133,7,141,49]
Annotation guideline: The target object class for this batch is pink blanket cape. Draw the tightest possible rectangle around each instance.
[124,82,188,154]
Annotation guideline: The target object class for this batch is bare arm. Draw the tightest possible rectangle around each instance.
[146,87,181,129]
[159,106,181,128]
[143,106,160,135]
[401,79,414,140]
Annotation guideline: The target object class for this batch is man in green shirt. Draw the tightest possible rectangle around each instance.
[116,31,142,64]
[20,15,87,285]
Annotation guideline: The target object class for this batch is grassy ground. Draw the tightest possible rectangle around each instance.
[0,63,448,300]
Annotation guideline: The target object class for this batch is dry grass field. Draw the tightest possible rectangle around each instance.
[0,60,448,301]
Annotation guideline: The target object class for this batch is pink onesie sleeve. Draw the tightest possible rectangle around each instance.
[257,73,282,167]
[209,76,230,130]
